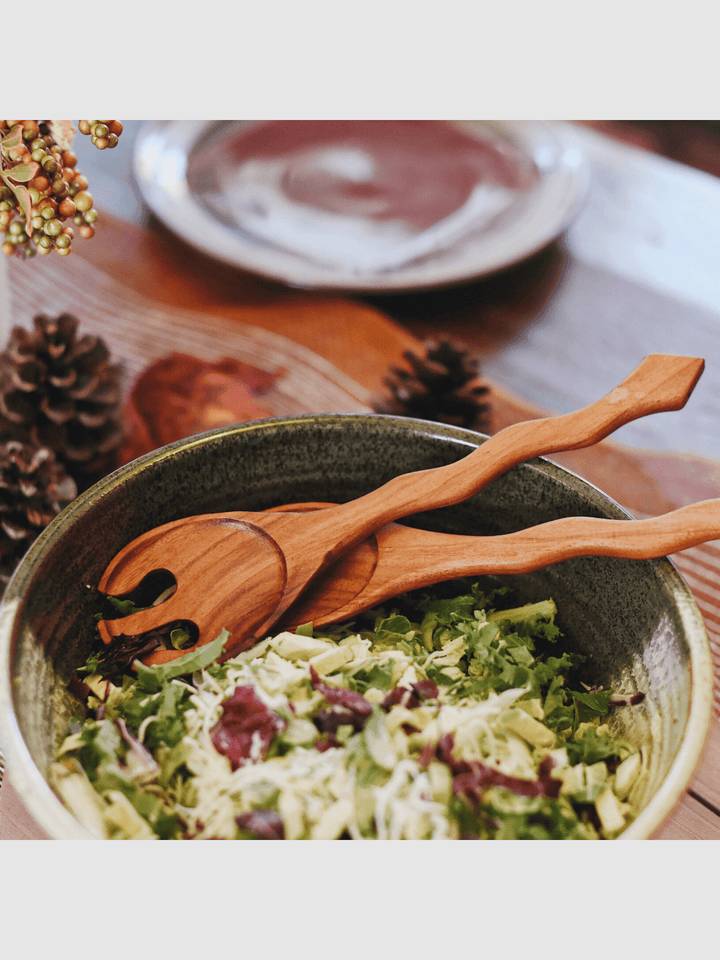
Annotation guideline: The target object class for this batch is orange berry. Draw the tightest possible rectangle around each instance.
[79,225,95,239]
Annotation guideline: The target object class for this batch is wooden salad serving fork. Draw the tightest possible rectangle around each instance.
[96,354,705,665]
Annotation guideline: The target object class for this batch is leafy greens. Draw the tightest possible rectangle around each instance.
[49,583,646,840]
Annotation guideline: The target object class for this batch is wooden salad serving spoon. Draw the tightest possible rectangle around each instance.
[96,354,704,664]
[270,499,720,628]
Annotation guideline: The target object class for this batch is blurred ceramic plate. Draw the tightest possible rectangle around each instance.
[133,120,589,292]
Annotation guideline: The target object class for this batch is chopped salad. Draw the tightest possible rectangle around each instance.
[50,583,646,839]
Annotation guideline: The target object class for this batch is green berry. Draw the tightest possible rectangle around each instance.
[84,209,97,224]
[74,191,93,212]
[44,219,62,237]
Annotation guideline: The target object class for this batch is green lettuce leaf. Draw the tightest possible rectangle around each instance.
[134,629,230,690]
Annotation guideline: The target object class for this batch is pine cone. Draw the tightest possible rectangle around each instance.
[0,440,77,589]
[0,313,124,491]
[372,339,491,431]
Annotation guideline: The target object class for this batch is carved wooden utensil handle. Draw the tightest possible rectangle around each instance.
[310,354,704,564]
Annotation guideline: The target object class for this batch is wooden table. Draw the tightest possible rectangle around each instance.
[2,121,719,839]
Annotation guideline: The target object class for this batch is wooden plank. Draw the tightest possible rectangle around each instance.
[686,717,720,811]
[654,793,720,840]
[0,779,48,840]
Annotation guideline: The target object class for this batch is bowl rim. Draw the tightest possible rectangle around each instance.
[0,413,715,840]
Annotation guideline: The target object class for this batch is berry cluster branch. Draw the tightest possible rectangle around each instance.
[0,120,123,259]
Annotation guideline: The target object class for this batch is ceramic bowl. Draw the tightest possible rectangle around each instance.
[0,414,714,839]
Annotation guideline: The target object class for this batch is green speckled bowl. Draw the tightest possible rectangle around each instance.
[0,414,714,839]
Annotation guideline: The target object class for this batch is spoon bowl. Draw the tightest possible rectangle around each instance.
[268,500,720,627]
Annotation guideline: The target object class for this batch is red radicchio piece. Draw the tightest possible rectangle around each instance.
[609,692,645,706]
[211,685,287,770]
[314,708,367,739]
[115,717,160,778]
[422,732,562,801]
[93,620,188,683]
[309,666,374,714]
[381,678,439,711]
[418,741,436,769]
[309,666,374,747]
[236,809,286,840]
